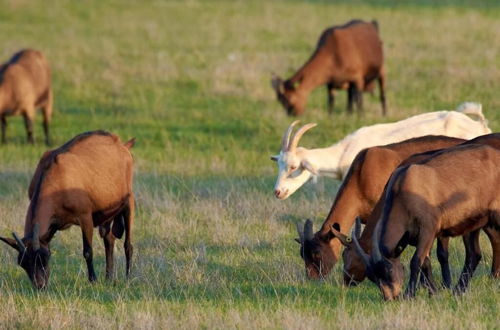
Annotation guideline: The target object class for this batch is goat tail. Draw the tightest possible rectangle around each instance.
[124,138,136,149]
[372,20,379,31]
[455,102,489,128]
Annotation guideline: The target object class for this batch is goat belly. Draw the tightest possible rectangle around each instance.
[439,213,489,237]
[91,195,129,226]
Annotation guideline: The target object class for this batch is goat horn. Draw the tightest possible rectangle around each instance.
[12,232,26,252]
[371,219,383,263]
[354,216,363,239]
[282,120,300,151]
[352,217,370,267]
[32,223,40,251]
[304,219,314,241]
[288,123,317,152]
[295,221,304,243]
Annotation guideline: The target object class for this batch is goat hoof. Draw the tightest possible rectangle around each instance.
[452,286,467,295]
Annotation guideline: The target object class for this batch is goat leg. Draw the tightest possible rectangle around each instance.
[81,215,97,282]
[22,112,34,144]
[1,115,6,143]
[123,195,135,277]
[347,84,356,114]
[101,222,115,280]
[378,69,387,116]
[419,256,438,295]
[326,83,335,115]
[404,236,435,299]
[483,226,500,278]
[454,230,482,294]
[436,237,452,288]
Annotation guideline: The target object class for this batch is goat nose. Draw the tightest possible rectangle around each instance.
[274,189,281,198]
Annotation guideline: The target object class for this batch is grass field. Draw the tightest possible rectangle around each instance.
[0,0,499,328]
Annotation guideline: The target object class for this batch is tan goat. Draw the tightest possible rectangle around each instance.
[0,49,52,145]
[271,20,385,116]
[295,135,465,280]
[353,143,500,300]
[0,131,135,289]
[337,133,500,287]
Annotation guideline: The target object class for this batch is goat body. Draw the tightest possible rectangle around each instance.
[272,102,490,200]
[272,20,385,116]
[0,131,135,289]
[0,49,52,145]
[361,143,500,300]
[346,134,500,289]
[296,135,465,279]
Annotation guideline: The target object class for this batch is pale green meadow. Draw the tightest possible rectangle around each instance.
[0,0,499,329]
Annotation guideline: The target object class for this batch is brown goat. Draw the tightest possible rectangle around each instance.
[296,135,465,280]
[0,131,135,289]
[338,133,500,287]
[0,49,52,145]
[271,19,385,116]
[352,143,500,300]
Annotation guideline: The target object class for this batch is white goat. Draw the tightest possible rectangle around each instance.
[271,102,491,199]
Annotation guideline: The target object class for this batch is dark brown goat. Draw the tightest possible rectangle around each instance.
[338,133,500,287]
[296,135,465,280]
[0,49,52,145]
[353,143,500,300]
[0,131,135,289]
[271,20,385,116]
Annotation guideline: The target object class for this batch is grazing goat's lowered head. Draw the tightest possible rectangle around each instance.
[271,74,307,116]
[352,217,406,301]
[295,219,337,279]
[330,217,367,285]
[0,224,50,289]
[271,121,318,200]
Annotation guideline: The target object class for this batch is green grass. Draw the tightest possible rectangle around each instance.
[0,0,499,328]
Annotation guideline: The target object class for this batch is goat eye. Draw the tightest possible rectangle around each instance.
[290,166,297,171]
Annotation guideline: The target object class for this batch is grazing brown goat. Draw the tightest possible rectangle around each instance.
[271,19,385,116]
[0,131,135,289]
[0,49,53,145]
[352,143,500,300]
[296,135,465,280]
[337,133,500,287]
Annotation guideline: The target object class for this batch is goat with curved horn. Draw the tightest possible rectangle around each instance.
[0,130,136,289]
[272,104,491,200]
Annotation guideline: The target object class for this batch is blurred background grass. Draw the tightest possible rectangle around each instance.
[0,0,499,328]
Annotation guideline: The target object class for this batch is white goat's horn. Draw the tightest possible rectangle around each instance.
[288,123,317,152]
[282,120,300,151]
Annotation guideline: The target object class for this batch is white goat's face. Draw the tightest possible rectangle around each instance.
[271,121,317,199]
[272,150,312,199]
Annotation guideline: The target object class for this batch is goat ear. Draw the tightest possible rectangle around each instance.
[393,231,410,257]
[330,223,352,246]
[271,75,285,94]
[0,237,20,251]
[301,159,318,175]
[270,155,279,162]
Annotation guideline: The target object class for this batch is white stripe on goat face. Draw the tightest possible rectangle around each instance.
[273,150,313,200]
